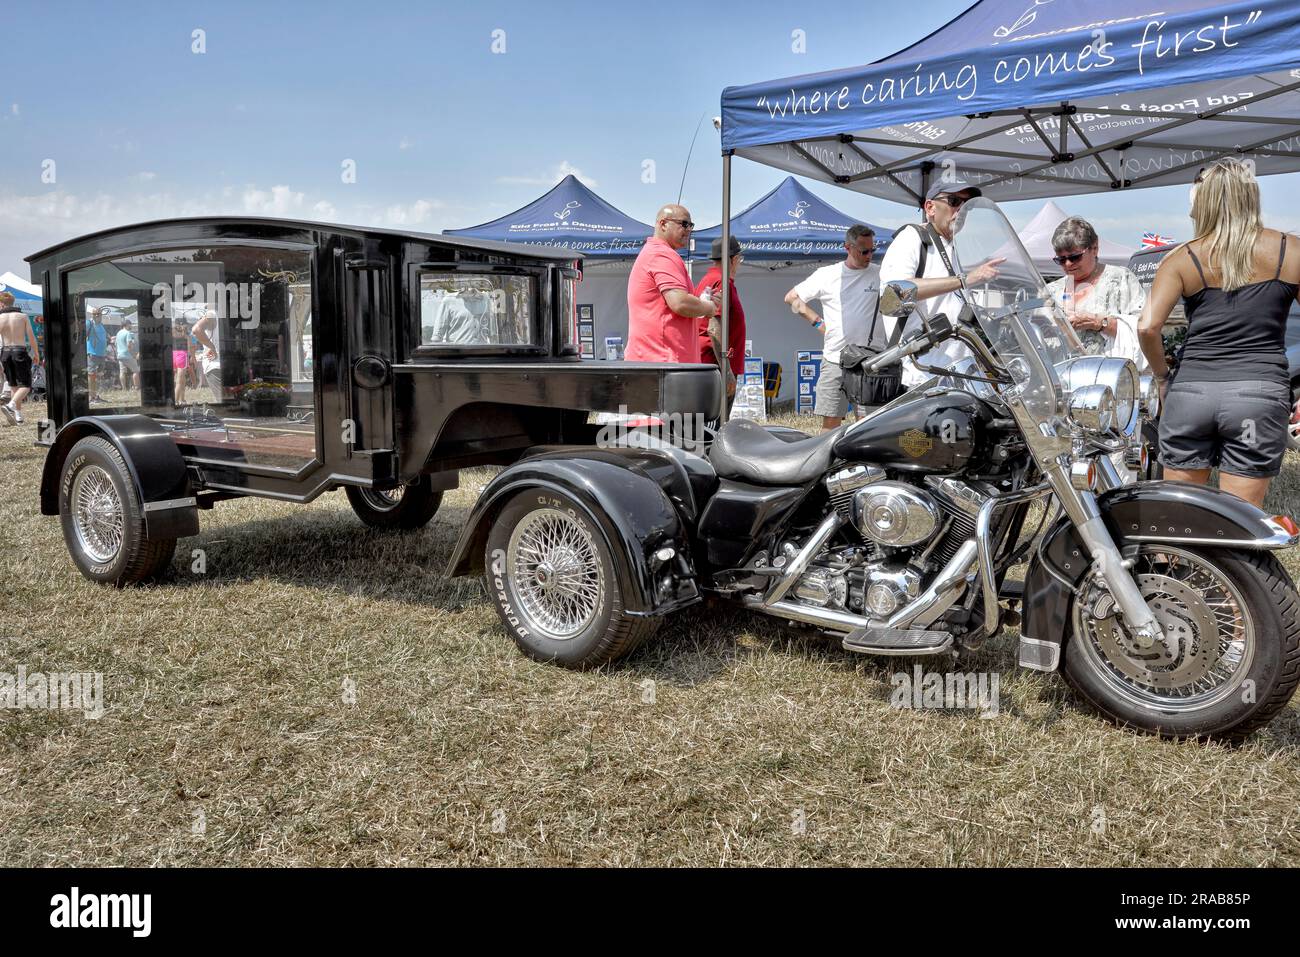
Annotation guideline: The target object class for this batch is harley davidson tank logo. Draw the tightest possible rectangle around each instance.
[900,429,933,458]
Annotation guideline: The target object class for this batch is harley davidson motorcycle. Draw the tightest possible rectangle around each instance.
[449,198,1300,739]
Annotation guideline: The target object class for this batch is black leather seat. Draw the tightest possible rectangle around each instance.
[708,418,841,485]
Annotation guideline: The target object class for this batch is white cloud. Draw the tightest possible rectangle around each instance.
[241,184,307,216]
[378,199,445,227]
[498,160,596,188]
[9,104,17,117]
[136,171,157,182]
[399,137,412,151]
[0,186,466,271]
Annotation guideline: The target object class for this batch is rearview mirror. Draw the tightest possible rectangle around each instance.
[880,280,917,319]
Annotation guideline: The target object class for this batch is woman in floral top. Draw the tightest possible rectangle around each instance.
[1045,217,1148,371]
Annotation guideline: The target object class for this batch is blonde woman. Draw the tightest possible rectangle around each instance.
[1046,217,1147,368]
[1140,160,1300,507]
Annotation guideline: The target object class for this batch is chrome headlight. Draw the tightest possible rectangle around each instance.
[1138,373,1160,420]
[1057,356,1139,435]
[1067,384,1116,434]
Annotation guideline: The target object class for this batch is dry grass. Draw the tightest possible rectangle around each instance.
[2,399,1299,867]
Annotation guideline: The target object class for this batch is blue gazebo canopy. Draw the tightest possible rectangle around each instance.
[690,176,894,261]
[721,0,1300,205]
[444,175,653,258]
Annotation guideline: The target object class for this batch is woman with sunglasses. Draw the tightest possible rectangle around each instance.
[1140,159,1299,507]
[1045,217,1146,368]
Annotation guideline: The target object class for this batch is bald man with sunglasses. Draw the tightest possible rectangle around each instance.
[626,204,717,365]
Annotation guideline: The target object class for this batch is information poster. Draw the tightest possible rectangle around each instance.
[796,349,822,416]
[604,336,624,361]
[577,304,594,359]
[730,355,767,422]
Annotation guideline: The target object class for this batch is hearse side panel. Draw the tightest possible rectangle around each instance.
[392,362,720,478]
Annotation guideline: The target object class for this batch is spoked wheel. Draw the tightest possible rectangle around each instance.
[484,489,658,669]
[58,436,176,585]
[1063,543,1300,739]
[345,476,442,530]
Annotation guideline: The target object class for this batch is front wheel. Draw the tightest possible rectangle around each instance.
[1062,543,1300,739]
[58,436,177,586]
[345,477,442,530]
[484,488,659,669]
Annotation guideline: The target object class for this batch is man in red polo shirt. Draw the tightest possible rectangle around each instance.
[626,204,716,363]
[694,235,745,410]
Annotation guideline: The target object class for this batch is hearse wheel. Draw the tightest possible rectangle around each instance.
[484,489,659,669]
[345,476,442,530]
[58,436,176,586]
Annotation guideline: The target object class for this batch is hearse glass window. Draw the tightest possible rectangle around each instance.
[419,273,535,347]
[65,246,317,470]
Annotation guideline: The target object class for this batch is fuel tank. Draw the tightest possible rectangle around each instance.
[833,387,996,475]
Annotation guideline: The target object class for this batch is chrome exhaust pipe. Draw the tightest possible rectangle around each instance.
[743,595,868,633]
[764,512,841,607]
[887,538,979,629]
[745,537,980,634]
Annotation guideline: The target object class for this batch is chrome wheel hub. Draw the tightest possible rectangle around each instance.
[506,509,603,639]
[364,485,405,510]
[1075,546,1252,712]
[71,465,124,564]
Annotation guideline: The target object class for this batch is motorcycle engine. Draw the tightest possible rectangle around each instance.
[788,470,992,619]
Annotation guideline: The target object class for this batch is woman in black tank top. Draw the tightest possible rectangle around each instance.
[1139,159,1299,508]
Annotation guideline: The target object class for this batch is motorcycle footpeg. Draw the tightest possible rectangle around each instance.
[842,627,953,656]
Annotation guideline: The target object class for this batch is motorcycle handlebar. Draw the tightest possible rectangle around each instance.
[865,313,951,372]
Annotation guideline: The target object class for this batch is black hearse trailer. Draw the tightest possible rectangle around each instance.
[28,217,718,585]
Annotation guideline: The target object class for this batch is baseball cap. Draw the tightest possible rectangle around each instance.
[926,179,983,201]
[710,235,742,260]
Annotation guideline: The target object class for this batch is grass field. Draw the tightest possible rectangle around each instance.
[3,399,1300,866]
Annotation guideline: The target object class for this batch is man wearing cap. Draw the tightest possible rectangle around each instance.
[626,204,716,365]
[785,224,881,430]
[878,179,1002,387]
[694,236,745,414]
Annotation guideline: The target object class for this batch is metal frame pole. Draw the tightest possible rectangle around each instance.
[719,151,732,424]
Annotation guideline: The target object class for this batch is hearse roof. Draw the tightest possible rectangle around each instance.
[26,215,587,264]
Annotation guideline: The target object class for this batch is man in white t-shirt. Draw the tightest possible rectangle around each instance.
[879,179,1002,387]
[784,225,881,430]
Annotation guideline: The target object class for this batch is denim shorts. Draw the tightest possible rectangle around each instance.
[1158,378,1291,478]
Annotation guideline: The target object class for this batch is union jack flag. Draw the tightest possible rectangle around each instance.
[1141,231,1174,248]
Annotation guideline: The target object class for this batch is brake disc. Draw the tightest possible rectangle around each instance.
[1085,575,1222,691]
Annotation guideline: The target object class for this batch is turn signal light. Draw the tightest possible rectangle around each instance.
[1270,515,1300,537]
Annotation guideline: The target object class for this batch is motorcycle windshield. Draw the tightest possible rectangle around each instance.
[950,197,1084,429]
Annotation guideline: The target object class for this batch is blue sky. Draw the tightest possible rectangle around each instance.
[4,0,1300,273]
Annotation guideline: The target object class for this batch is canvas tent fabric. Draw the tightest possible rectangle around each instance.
[720,0,1300,205]
[1017,200,1136,270]
[690,176,895,260]
[444,175,654,258]
[0,270,41,301]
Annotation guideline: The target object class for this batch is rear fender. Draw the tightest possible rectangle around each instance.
[40,415,198,540]
[446,447,702,616]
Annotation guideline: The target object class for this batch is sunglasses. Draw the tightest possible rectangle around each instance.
[665,218,695,230]
[935,194,969,208]
[1052,251,1089,266]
